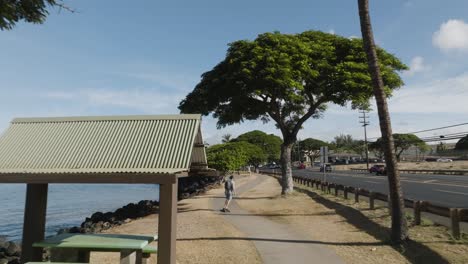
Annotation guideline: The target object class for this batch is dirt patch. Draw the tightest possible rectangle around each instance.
[237,175,468,264]
[90,174,261,264]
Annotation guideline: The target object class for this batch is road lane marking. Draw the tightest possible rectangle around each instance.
[435,189,468,196]
[423,180,437,183]
[364,181,381,184]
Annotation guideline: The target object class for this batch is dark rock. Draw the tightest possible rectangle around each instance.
[90,212,104,223]
[69,226,81,233]
[7,257,20,264]
[0,258,8,264]
[6,242,20,256]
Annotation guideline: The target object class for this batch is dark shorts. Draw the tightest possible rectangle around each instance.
[225,191,233,201]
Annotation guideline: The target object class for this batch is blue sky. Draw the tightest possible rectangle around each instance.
[0,0,467,144]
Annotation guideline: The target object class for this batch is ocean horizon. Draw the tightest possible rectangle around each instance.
[0,184,160,241]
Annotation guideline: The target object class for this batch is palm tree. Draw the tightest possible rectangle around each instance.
[357,0,409,243]
[221,134,232,143]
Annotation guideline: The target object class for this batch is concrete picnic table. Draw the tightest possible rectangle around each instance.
[33,233,158,264]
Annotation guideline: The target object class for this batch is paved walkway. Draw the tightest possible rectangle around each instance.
[211,174,345,264]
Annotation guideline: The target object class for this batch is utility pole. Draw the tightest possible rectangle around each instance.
[359,110,370,169]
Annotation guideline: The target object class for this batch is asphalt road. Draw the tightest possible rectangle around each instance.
[263,168,468,208]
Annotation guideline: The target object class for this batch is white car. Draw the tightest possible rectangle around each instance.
[436,158,453,162]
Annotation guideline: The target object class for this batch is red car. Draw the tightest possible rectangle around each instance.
[369,164,386,175]
[297,163,306,169]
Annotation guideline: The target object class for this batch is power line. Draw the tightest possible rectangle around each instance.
[408,123,468,134]
[368,122,468,140]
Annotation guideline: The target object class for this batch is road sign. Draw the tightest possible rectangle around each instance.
[320,146,328,165]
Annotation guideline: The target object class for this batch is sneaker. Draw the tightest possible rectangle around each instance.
[225,208,231,212]
[220,208,226,212]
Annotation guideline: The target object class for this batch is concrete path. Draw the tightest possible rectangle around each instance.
[212,174,345,264]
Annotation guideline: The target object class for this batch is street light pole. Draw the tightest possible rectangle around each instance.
[359,110,370,170]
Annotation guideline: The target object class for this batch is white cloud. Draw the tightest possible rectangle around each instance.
[328,29,335,35]
[433,19,468,52]
[404,56,429,76]
[389,72,468,113]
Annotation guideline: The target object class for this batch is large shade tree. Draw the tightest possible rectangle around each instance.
[372,133,428,161]
[0,0,72,30]
[179,30,407,194]
[358,0,409,243]
[207,141,266,172]
[233,130,282,163]
[455,135,468,150]
[293,138,328,165]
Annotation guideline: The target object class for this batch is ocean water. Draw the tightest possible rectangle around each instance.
[0,184,159,241]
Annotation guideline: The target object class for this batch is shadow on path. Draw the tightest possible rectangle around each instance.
[178,207,337,217]
[177,236,385,246]
[295,186,450,264]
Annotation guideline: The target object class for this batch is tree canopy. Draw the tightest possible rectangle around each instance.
[455,135,468,150]
[0,0,72,30]
[293,138,328,164]
[372,133,428,161]
[179,30,407,194]
[233,130,282,162]
[206,141,266,172]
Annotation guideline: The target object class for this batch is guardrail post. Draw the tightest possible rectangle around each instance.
[327,183,332,194]
[354,188,360,203]
[450,208,461,239]
[344,187,348,199]
[334,185,339,196]
[414,201,422,225]
[369,192,375,210]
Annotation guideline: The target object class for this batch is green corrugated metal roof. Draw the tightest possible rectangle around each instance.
[0,114,204,174]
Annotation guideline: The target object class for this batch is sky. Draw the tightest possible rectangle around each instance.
[0,0,467,145]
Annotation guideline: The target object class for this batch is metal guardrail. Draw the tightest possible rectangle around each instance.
[260,171,468,239]
[350,168,468,175]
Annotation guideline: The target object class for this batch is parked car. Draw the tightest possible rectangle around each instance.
[369,164,386,175]
[297,163,306,169]
[437,158,453,162]
[267,164,281,169]
[320,163,332,172]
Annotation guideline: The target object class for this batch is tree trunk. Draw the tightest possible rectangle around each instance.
[357,0,409,243]
[280,142,294,195]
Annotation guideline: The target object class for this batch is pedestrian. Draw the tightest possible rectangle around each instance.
[221,175,236,212]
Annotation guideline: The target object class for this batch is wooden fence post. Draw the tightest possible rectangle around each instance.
[369,192,375,210]
[344,187,348,199]
[450,208,461,239]
[334,185,339,196]
[414,201,422,225]
[354,188,360,203]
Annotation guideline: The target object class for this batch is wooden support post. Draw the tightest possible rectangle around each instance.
[369,192,375,210]
[344,187,348,199]
[354,188,360,203]
[158,179,178,264]
[327,184,331,194]
[334,186,339,196]
[414,201,422,225]
[450,208,461,239]
[21,184,48,263]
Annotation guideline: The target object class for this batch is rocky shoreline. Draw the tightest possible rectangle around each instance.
[0,175,223,264]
